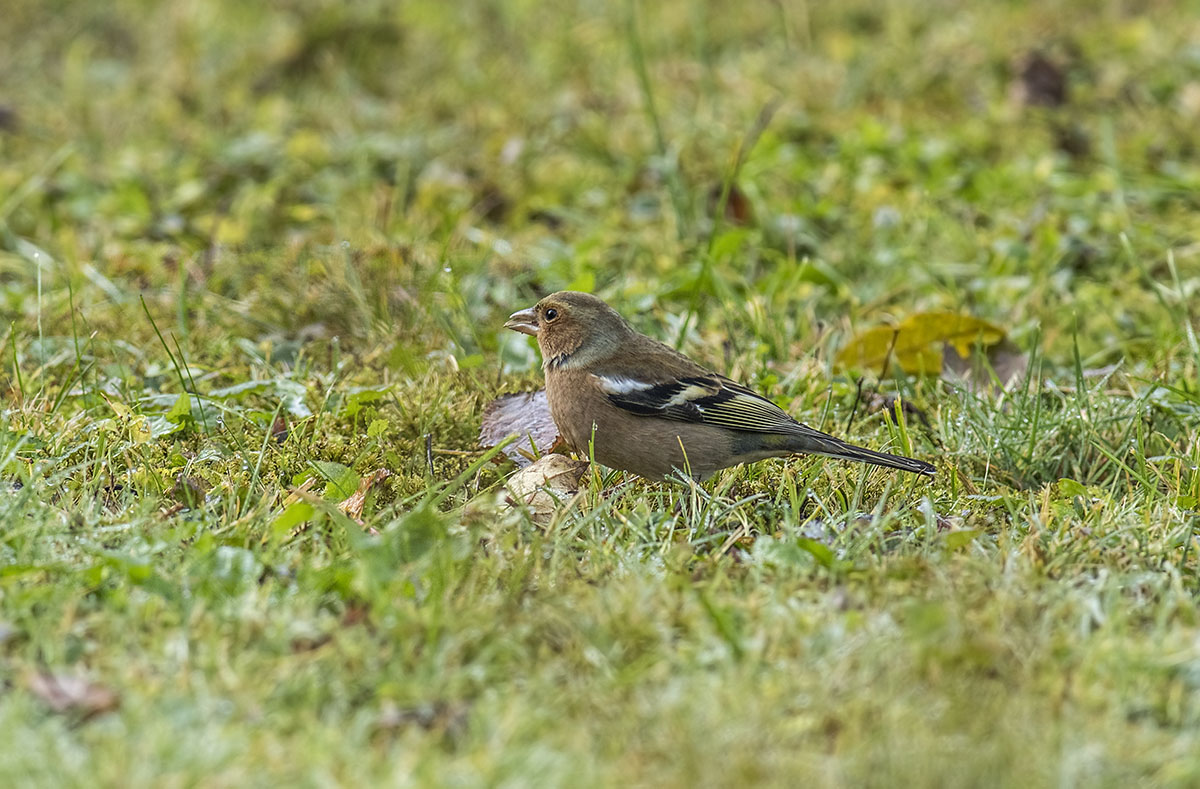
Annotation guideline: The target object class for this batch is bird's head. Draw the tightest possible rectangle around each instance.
[504,291,633,369]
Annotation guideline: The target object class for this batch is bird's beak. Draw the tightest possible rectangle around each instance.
[504,307,538,336]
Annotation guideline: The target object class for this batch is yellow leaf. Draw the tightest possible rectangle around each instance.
[898,312,1005,358]
[836,312,1006,376]
[103,396,131,419]
[130,417,152,444]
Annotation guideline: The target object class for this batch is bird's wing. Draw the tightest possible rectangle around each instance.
[591,370,801,434]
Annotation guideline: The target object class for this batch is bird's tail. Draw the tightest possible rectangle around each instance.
[784,429,935,477]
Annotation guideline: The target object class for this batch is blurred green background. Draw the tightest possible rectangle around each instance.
[4,0,1197,370]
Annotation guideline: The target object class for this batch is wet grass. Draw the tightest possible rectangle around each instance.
[1,0,1199,784]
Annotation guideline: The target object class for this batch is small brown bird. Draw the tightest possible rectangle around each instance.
[504,291,935,481]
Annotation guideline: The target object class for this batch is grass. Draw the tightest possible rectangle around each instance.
[2,0,1200,784]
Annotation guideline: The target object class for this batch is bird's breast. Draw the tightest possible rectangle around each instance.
[544,369,599,452]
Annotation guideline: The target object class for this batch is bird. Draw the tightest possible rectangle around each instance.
[504,291,935,482]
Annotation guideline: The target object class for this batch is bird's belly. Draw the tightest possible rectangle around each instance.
[552,414,717,480]
[591,429,700,480]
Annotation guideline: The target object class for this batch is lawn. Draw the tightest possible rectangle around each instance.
[2,0,1199,785]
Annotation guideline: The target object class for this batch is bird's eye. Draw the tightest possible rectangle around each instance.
[544,307,558,321]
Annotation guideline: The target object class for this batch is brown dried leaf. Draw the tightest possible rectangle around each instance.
[27,672,120,720]
[504,454,590,524]
[337,468,392,528]
[479,390,566,467]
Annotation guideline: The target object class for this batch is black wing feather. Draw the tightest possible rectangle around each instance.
[602,374,800,433]
[593,370,935,476]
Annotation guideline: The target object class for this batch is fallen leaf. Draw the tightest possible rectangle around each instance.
[479,390,566,467]
[338,468,392,531]
[836,312,1006,377]
[504,453,589,524]
[27,672,120,720]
